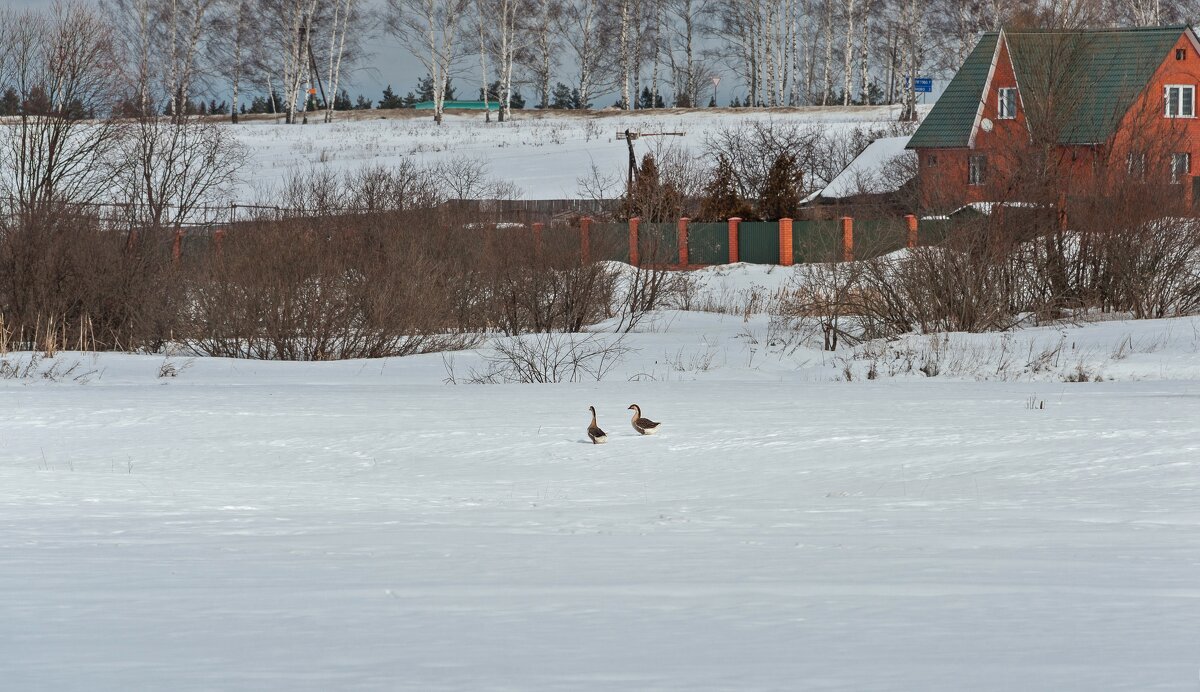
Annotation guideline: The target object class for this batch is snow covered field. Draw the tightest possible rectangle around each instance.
[231,106,914,201]
[3,262,1200,690]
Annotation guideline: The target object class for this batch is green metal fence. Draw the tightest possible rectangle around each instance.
[687,222,729,264]
[916,218,956,246]
[543,225,581,260]
[638,222,678,264]
[793,220,841,263]
[591,222,629,262]
[852,219,908,259]
[737,222,780,264]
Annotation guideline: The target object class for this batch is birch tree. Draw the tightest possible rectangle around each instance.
[524,0,563,108]
[386,0,470,125]
[558,0,612,109]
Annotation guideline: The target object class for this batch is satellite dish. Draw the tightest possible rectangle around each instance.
[981,118,994,133]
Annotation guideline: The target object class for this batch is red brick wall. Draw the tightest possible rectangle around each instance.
[916,31,1200,211]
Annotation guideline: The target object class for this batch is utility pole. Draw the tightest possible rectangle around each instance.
[616,129,686,196]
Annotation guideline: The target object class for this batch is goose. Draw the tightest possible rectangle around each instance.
[627,404,661,435]
[587,406,608,444]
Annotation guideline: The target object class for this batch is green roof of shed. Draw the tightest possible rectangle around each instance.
[908,26,1189,149]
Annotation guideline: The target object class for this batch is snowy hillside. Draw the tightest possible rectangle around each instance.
[3,263,1200,691]
[231,106,916,201]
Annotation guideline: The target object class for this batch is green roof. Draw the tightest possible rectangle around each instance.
[908,32,1000,149]
[413,100,500,111]
[909,26,1189,149]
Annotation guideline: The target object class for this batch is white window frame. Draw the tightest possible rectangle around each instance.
[1165,85,1195,118]
[968,154,986,186]
[1127,151,1147,181]
[998,87,1017,119]
[1171,152,1191,184]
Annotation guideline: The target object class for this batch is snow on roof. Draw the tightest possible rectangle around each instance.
[809,135,913,201]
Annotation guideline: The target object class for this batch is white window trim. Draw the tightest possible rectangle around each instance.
[1165,84,1195,118]
[1171,152,1191,184]
[998,88,1017,119]
[968,155,986,186]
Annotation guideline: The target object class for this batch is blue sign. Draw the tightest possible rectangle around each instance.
[913,78,933,93]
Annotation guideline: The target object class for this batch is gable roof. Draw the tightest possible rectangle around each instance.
[908,32,1001,149]
[908,25,1190,149]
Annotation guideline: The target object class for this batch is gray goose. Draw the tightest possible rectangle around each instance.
[587,406,608,444]
[627,404,661,435]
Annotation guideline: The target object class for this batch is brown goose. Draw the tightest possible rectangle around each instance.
[587,406,608,444]
[627,404,661,435]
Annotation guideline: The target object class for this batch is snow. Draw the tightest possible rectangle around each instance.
[3,263,1200,690]
[811,134,913,201]
[230,107,916,201]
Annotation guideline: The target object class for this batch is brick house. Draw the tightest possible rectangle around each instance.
[908,26,1200,212]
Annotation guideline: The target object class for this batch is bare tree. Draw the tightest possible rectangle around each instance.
[524,0,563,108]
[0,3,121,211]
[558,0,613,109]
[386,0,470,125]
[114,117,245,229]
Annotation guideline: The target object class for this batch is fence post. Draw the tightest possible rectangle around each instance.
[214,228,226,258]
[728,217,742,263]
[840,216,854,262]
[677,217,690,267]
[905,214,918,249]
[629,217,641,266]
[125,228,139,252]
[172,229,184,265]
[532,222,544,258]
[580,217,592,264]
[779,218,794,266]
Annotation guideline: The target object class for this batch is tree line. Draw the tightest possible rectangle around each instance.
[6,0,1199,128]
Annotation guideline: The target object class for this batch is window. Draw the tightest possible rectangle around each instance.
[1172,152,1191,183]
[927,154,938,167]
[1127,151,1147,181]
[1177,48,1187,61]
[1165,85,1195,118]
[998,87,1017,119]
[968,155,986,186]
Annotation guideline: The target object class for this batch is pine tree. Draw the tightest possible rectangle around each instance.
[638,86,654,109]
[379,85,404,109]
[417,76,456,102]
[354,95,373,110]
[758,153,802,221]
[698,156,755,221]
[624,153,681,224]
[550,82,574,109]
[481,81,525,109]
[0,88,19,116]
[334,90,352,110]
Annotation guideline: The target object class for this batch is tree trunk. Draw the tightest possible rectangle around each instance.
[843,0,855,106]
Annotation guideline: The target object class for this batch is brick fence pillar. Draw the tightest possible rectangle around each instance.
[779,218,794,266]
[840,216,854,262]
[214,228,226,258]
[172,229,184,265]
[677,217,690,267]
[580,217,592,264]
[728,217,742,263]
[532,222,544,257]
[905,214,918,249]
[629,217,641,266]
